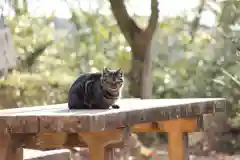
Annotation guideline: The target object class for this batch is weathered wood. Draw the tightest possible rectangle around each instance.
[5,117,201,150]
[0,98,225,133]
[184,133,189,160]
[13,133,124,150]
[0,133,23,160]
[105,143,124,160]
[168,131,184,160]
[0,98,227,160]
[105,147,115,160]
[12,133,85,149]
[79,130,124,160]
[133,116,203,132]
[164,118,199,160]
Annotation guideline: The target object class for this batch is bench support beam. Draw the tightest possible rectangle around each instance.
[134,118,200,160]
[78,129,124,160]
[1,117,200,160]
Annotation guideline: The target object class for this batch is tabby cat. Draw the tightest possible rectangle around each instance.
[68,68,124,109]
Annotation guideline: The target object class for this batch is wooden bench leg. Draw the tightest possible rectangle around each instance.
[134,118,200,160]
[168,130,185,160]
[78,129,124,160]
[0,133,23,160]
[105,142,125,160]
[184,133,189,160]
[164,118,198,160]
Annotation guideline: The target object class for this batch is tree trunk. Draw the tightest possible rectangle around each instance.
[189,0,206,43]
[109,1,159,156]
[129,37,153,98]
[109,0,158,98]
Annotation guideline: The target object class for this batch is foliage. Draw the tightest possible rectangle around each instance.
[0,0,239,155]
[0,1,133,107]
[65,8,131,73]
[0,1,65,107]
[0,0,239,113]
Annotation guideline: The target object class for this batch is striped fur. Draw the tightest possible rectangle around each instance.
[68,68,124,109]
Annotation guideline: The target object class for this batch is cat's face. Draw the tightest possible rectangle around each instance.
[101,68,124,92]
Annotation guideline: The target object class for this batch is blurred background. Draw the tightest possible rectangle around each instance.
[0,0,240,159]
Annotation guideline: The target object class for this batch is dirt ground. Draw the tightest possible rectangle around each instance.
[23,131,240,160]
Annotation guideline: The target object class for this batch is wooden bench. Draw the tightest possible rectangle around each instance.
[0,98,226,160]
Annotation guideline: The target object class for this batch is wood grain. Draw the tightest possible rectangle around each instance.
[0,132,23,160]
[0,98,226,133]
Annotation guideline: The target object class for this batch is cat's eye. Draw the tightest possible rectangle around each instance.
[118,72,123,76]
[118,79,123,82]
[116,80,123,84]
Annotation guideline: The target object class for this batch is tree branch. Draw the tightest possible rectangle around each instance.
[189,0,206,43]
[109,0,141,46]
[144,0,159,37]
[21,40,53,69]
[205,3,219,16]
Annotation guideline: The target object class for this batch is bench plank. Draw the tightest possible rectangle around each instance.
[0,98,225,133]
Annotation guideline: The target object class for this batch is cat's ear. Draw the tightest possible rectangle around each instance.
[116,68,122,72]
[103,67,109,74]
[117,68,123,76]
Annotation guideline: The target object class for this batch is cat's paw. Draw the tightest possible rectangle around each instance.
[111,104,120,109]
